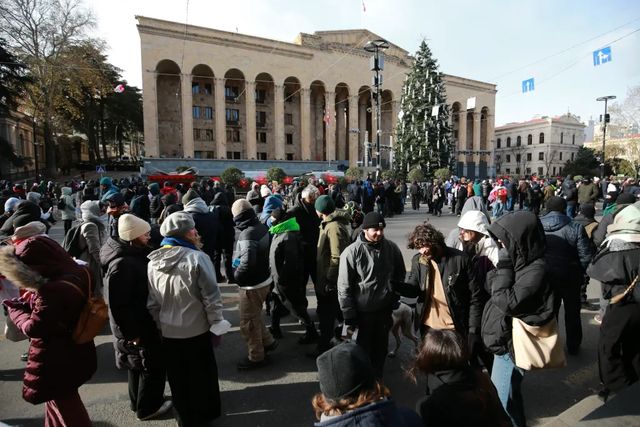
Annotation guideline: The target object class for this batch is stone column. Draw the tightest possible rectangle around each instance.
[336,94,346,161]
[473,111,481,175]
[274,84,285,160]
[348,96,359,166]
[487,110,496,174]
[245,81,257,160]
[324,91,336,161]
[457,109,467,167]
[142,71,159,157]
[181,73,194,158]
[300,88,312,160]
[214,77,226,158]
[359,101,367,165]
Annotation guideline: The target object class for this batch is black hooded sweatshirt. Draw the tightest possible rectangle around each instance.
[481,211,555,356]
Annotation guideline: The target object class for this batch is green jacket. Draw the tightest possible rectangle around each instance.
[577,183,598,205]
[316,210,352,295]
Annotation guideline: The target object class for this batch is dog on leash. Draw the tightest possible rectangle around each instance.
[388,301,420,358]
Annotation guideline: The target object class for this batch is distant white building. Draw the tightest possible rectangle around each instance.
[494,114,585,177]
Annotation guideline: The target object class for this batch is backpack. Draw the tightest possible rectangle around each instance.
[57,197,66,210]
[59,268,108,344]
[63,223,86,258]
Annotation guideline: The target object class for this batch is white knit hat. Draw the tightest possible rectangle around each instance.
[260,185,272,198]
[118,214,151,242]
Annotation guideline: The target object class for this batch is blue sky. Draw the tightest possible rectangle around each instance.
[91,0,640,126]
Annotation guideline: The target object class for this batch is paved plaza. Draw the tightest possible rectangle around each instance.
[0,206,603,426]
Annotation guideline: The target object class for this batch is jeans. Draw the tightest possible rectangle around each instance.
[492,201,504,218]
[491,353,526,427]
[566,203,576,218]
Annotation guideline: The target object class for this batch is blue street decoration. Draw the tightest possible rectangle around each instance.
[593,46,612,66]
[522,78,535,93]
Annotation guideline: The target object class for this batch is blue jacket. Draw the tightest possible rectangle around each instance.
[540,211,592,275]
[314,399,421,427]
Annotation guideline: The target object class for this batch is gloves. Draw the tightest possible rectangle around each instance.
[496,248,513,269]
[2,298,29,311]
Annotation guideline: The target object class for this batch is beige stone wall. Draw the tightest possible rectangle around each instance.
[137,16,496,168]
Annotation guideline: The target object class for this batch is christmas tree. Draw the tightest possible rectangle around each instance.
[394,40,453,178]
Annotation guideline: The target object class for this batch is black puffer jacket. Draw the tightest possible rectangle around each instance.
[400,247,481,335]
[233,209,271,288]
[482,211,555,356]
[540,211,592,277]
[184,197,220,264]
[587,241,640,302]
[100,237,160,371]
[287,197,320,264]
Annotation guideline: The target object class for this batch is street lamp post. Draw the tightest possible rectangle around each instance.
[596,95,616,179]
[364,39,389,181]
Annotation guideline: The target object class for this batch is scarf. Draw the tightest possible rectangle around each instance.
[269,217,300,234]
[160,236,198,251]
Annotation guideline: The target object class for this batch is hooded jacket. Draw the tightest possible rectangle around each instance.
[101,237,158,370]
[148,183,163,220]
[316,210,352,295]
[337,234,405,322]
[210,192,235,247]
[401,246,481,336]
[0,235,96,404]
[147,243,226,339]
[75,200,107,291]
[233,209,272,289]
[481,211,555,356]
[593,202,634,248]
[260,194,284,224]
[184,197,220,263]
[59,187,76,220]
[314,399,421,427]
[445,197,490,247]
[540,211,592,276]
[269,217,305,294]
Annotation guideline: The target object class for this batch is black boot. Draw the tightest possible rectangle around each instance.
[298,324,319,345]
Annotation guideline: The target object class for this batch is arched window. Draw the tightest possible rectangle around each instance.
[516,136,521,146]
[539,133,545,144]
[497,138,501,148]
[527,134,532,145]
[507,137,511,147]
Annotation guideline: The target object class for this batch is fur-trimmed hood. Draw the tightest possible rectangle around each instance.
[0,245,46,291]
[0,235,83,290]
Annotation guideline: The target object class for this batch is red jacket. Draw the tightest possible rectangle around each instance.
[0,236,96,404]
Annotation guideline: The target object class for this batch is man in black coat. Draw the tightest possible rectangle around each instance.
[540,196,592,354]
[183,196,220,266]
[287,185,321,287]
[210,191,236,283]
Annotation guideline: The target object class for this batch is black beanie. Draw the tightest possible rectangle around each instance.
[616,193,636,205]
[362,212,386,229]
[270,207,287,225]
[12,201,42,228]
[546,196,567,213]
[316,343,375,401]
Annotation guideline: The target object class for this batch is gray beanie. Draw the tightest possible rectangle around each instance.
[231,199,252,218]
[160,211,195,237]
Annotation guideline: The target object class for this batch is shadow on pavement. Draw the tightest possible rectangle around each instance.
[0,368,25,382]
[86,342,127,384]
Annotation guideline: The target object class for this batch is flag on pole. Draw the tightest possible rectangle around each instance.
[114,84,125,94]
[362,1,366,12]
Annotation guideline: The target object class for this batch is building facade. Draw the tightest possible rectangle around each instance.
[0,111,44,180]
[137,16,496,176]
[494,114,586,177]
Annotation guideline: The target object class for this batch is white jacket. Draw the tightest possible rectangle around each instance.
[453,210,499,266]
[147,245,229,339]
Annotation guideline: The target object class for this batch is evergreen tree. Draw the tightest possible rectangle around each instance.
[394,40,452,178]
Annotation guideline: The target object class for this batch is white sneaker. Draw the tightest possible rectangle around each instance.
[137,399,173,421]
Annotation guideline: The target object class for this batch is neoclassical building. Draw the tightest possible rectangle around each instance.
[137,16,497,177]
[494,114,586,177]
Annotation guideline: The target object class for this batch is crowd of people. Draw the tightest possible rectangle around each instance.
[0,171,638,427]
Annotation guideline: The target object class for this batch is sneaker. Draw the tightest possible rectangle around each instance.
[137,399,173,421]
[581,301,599,311]
[237,357,268,370]
[594,313,603,325]
[298,329,319,345]
[20,352,28,362]
[597,388,613,403]
[217,276,227,283]
[264,340,279,353]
